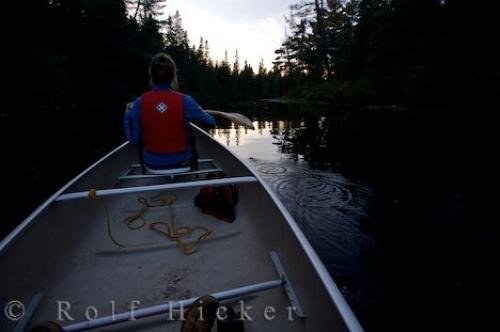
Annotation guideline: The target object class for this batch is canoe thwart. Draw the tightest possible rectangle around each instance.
[56,252,302,331]
[55,176,258,202]
[62,279,284,331]
[129,159,215,169]
[120,159,222,180]
[145,165,191,175]
[118,167,223,180]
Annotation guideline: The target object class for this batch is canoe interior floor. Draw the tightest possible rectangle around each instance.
[17,185,305,331]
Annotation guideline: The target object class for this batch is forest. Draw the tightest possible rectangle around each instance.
[6,1,499,109]
[274,0,499,105]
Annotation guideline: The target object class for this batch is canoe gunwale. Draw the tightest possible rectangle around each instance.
[0,142,130,256]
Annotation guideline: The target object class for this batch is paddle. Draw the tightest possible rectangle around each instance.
[205,110,255,130]
[125,103,254,130]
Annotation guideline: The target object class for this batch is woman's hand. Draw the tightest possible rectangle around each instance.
[125,102,134,113]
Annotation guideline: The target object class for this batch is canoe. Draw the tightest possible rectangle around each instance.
[0,125,363,331]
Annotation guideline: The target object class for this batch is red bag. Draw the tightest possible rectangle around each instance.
[194,177,239,223]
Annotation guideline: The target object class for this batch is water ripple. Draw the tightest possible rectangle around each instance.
[273,174,353,208]
[249,158,288,175]
[247,155,376,278]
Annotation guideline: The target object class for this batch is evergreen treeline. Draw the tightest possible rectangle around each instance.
[161,12,281,105]
[4,0,271,110]
[274,0,499,106]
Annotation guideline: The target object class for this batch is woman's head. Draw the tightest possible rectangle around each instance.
[149,53,177,86]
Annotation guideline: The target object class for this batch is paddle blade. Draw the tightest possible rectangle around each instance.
[206,110,255,130]
[225,113,255,130]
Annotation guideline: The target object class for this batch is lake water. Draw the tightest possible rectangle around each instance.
[208,103,383,329]
[209,123,377,283]
[207,101,496,331]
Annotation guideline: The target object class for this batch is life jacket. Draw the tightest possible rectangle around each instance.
[140,90,187,154]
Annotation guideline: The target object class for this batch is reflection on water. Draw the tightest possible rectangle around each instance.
[210,102,497,331]
[209,119,378,302]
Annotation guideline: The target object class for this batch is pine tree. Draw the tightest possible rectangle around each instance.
[258,59,267,76]
[196,37,206,63]
[165,10,189,48]
[204,40,210,61]
[314,0,332,79]
[233,49,240,75]
[126,0,165,22]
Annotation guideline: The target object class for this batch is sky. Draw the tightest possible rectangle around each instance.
[163,0,296,70]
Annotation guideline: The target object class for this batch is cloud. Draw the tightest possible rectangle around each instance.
[164,0,289,70]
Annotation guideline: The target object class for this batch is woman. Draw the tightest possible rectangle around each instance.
[124,53,215,171]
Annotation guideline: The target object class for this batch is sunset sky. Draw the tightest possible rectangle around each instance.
[164,0,295,70]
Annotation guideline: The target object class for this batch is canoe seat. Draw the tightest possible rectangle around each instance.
[145,166,191,175]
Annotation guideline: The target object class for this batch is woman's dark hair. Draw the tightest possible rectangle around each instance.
[149,53,177,85]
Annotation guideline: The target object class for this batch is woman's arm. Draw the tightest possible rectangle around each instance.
[124,97,142,144]
[183,95,216,127]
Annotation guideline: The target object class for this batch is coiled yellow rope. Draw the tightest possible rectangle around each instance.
[88,189,212,254]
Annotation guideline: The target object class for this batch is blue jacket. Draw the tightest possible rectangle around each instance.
[124,84,215,168]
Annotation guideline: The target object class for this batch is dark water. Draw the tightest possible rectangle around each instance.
[209,122,377,283]
[209,101,498,331]
[209,107,381,328]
